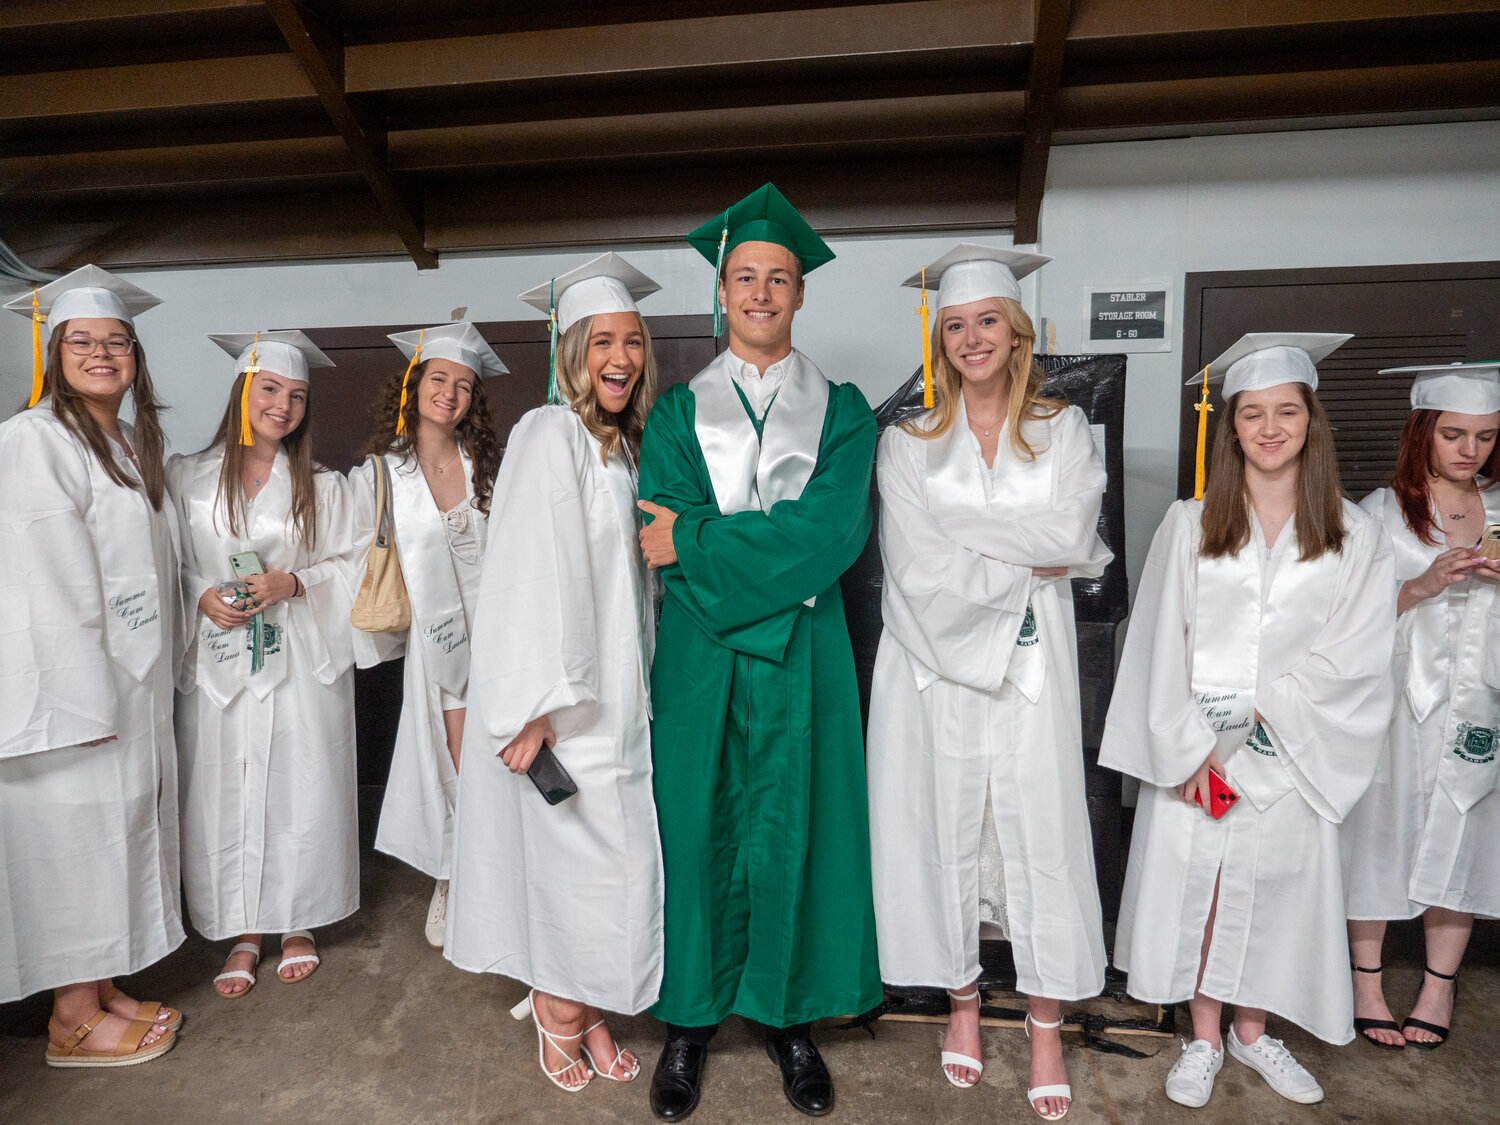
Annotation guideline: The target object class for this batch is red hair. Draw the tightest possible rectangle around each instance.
[1392,409,1500,547]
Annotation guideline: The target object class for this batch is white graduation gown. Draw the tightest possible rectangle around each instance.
[1343,486,1500,919]
[0,404,184,1001]
[169,446,364,939]
[445,406,662,1015]
[868,403,1112,999]
[1101,499,1396,1044]
[350,453,487,881]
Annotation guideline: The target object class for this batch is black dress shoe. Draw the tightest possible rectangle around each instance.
[766,1030,834,1117]
[650,1036,707,1121]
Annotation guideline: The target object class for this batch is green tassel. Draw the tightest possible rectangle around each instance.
[712,218,729,338]
[249,614,264,675]
[545,277,561,405]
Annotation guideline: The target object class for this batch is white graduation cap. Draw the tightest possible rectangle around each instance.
[1384,361,1500,416]
[518,252,660,335]
[387,321,508,378]
[207,330,335,384]
[1187,332,1353,399]
[901,243,1051,310]
[3,264,161,328]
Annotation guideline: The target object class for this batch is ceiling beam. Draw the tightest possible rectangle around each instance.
[1013,0,1071,244]
[262,0,437,270]
[0,53,310,122]
[1066,0,1498,39]
[344,0,1031,93]
[0,0,259,29]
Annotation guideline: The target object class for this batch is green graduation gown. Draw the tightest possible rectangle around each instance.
[639,358,883,1029]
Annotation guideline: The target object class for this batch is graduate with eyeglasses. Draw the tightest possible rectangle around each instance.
[169,331,367,999]
[636,184,882,1121]
[0,267,185,1068]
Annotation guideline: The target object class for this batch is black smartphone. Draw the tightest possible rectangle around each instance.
[527,742,578,805]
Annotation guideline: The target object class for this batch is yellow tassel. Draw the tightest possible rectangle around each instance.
[915,268,933,409]
[395,328,423,435]
[239,333,260,446]
[1193,371,1213,500]
[27,290,44,408]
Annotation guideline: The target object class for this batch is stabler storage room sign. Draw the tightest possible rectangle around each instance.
[1085,282,1172,353]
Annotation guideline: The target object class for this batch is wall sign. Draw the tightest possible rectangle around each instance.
[1083,280,1173,353]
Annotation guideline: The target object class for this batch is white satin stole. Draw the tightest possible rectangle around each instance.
[1,404,178,758]
[171,446,361,708]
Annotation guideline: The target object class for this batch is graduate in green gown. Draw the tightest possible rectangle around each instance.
[637,183,882,1121]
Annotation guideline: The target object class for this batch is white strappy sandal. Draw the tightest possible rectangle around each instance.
[580,1017,639,1082]
[510,990,592,1092]
[213,941,262,999]
[277,930,320,983]
[940,987,984,1088]
[1025,1013,1072,1120]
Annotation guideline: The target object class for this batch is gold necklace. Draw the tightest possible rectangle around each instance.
[419,447,461,473]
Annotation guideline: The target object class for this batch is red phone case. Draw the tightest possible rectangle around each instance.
[1193,767,1240,818]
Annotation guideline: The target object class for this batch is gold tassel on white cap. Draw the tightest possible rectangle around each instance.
[27,290,44,408]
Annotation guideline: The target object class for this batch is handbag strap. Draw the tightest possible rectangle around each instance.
[372,454,395,549]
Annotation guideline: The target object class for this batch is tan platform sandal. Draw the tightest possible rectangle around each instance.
[45,1009,176,1069]
[99,983,181,1032]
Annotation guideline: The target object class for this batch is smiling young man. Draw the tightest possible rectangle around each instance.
[636,183,881,1120]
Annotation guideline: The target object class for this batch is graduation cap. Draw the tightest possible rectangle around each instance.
[208,331,335,446]
[686,183,834,336]
[3,264,161,409]
[900,243,1053,407]
[1184,332,1352,499]
[1382,361,1500,416]
[387,322,508,435]
[518,252,659,403]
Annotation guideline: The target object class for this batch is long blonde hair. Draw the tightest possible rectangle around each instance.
[553,313,659,464]
[899,296,1063,459]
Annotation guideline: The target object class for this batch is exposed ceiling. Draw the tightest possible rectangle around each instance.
[2,0,1498,271]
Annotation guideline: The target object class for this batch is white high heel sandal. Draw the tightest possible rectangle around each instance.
[580,1018,639,1082]
[510,990,593,1093]
[1025,1013,1072,1120]
[940,987,984,1088]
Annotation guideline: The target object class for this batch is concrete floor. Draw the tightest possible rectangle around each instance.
[3,795,1495,1125]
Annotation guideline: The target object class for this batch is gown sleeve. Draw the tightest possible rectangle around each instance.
[293,469,366,683]
[638,383,875,661]
[875,425,1032,691]
[1256,509,1398,822]
[1098,500,1218,787]
[937,406,1112,577]
[0,418,118,758]
[166,454,207,694]
[467,409,600,747]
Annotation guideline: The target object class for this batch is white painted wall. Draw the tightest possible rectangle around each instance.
[5,119,1499,599]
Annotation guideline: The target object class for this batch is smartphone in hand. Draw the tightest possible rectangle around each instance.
[527,743,578,805]
[1193,767,1240,819]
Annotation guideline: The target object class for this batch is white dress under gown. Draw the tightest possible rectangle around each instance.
[1100,499,1397,1044]
[169,446,365,940]
[445,406,662,1015]
[867,402,1112,1000]
[0,403,185,1002]
[349,453,487,881]
[1343,486,1500,920]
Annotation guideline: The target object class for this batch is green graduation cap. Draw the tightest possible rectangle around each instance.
[687,183,835,336]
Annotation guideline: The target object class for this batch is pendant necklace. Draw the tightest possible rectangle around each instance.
[420,447,461,473]
[1446,490,1480,521]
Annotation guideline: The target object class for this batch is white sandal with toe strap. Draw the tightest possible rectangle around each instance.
[1025,1014,1072,1120]
[580,1018,639,1082]
[510,990,592,1093]
[213,942,262,999]
[941,987,984,1089]
[278,930,320,983]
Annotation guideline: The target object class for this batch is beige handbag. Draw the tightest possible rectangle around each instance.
[351,454,412,633]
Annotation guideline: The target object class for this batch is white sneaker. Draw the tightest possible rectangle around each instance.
[1165,1039,1223,1108]
[1226,1026,1324,1104]
[425,879,449,949]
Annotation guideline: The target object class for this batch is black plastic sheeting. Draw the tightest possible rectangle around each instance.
[839,355,1133,932]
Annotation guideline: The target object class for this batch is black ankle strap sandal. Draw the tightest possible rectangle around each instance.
[1399,965,1458,1051]
[1350,963,1405,1050]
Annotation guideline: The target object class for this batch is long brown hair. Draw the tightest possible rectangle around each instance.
[899,296,1063,458]
[1200,382,1346,561]
[364,358,502,516]
[1391,409,1500,547]
[38,319,167,510]
[553,313,659,465]
[204,371,320,550]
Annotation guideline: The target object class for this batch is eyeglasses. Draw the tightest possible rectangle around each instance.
[62,334,135,356]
